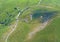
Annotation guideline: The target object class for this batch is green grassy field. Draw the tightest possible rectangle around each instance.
[0,0,39,38]
[0,0,60,42]
[25,13,60,42]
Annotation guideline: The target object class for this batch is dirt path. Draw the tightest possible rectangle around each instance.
[24,21,49,41]
[4,1,43,42]
[2,0,55,42]
[24,16,56,41]
[4,7,54,42]
[3,7,29,42]
[24,1,54,40]
[5,12,20,42]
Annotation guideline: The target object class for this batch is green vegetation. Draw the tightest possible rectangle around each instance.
[41,0,60,8]
[7,7,60,42]
[27,14,60,42]
[0,0,39,38]
[0,0,60,42]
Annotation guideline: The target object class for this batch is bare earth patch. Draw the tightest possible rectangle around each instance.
[24,19,53,41]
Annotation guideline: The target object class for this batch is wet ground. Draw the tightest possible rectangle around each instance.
[32,10,58,23]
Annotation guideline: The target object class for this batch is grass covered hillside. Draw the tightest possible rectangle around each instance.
[0,0,60,42]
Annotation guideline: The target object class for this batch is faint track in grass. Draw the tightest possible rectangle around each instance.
[24,21,49,41]
[24,0,56,39]
[4,7,29,42]
[4,6,54,42]
[24,17,55,41]
[5,12,20,42]
[3,0,56,42]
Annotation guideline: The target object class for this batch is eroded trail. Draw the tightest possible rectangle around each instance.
[24,15,56,41]
[24,20,50,41]
[5,12,20,42]
[2,0,55,42]
[3,7,29,42]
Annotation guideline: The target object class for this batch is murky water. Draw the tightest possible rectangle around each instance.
[32,10,57,23]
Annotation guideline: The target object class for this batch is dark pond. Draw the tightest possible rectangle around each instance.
[32,10,58,23]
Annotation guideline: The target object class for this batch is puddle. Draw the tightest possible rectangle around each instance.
[32,10,57,23]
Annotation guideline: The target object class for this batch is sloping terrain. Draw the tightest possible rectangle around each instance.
[0,0,60,42]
